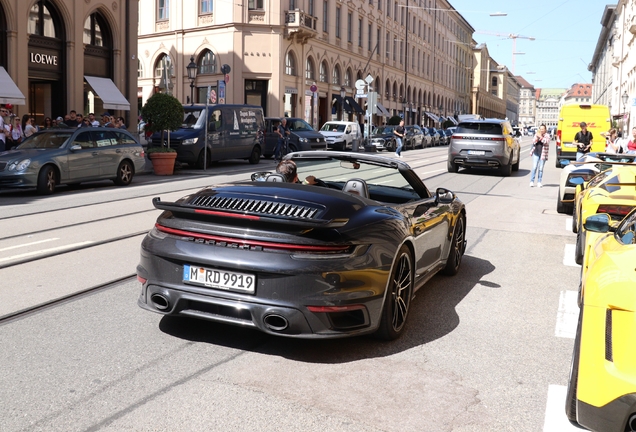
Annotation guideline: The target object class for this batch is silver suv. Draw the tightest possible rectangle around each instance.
[447,119,521,176]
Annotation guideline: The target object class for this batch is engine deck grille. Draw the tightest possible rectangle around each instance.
[189,195,321,219]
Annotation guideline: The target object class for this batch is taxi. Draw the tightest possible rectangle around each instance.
[566,209,636,431]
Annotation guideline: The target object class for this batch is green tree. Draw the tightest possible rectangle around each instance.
[141,92,184,147]
[387,115,402,125]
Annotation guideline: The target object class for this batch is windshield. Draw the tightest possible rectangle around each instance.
[375,126,396,134]
[321,123,346,133]
[457,122,503,135]
[182,108,207,129]
[288,119,314,132]
[17,131,73,149]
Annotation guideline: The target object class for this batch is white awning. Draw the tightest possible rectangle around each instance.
[424,112,439,122]
[84,75,130,110]
[0,67,26,105]
[375,102,391,117]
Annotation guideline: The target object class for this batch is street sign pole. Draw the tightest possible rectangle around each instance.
[205,85,210,171]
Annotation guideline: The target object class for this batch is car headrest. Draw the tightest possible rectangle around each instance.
[266,173,287,182]
[342,178,369,199]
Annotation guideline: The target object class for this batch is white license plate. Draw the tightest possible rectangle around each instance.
[183,265,256,294]
[467,150,485,155]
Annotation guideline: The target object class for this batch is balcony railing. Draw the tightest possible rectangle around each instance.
[285,9,318,40]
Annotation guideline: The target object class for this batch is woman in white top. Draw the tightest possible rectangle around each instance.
[22,114,37,138]
[601,128,622,154]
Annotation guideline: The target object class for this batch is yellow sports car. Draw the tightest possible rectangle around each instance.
[571,164,636,265]
[566,209,636,431]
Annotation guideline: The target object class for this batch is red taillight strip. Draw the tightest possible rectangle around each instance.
[194,209,261,220]
[307,305,366,313]
[137,275,147,284]
[155,223,351,252]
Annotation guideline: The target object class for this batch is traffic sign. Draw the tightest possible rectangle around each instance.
[365,74,374,84]
[355,79,366,90]
[310,84,317,92]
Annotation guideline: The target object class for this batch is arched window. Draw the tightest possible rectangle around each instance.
[306,57,315,80]
[392,82,397,100]
[285,51,297,76]
[154,54,173,80]
[138,59,143,78]
[332,65,341,85]
[320,61,328,82]
[198,50,216,74]
[492,76,498,87]
[385,79,390,99]
[344,68,352,87]
[83,13,111,48]
[375,77,381,96]
[28,1,61,38]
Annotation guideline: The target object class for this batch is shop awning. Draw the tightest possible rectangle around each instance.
[332,94,344,107]
[0,67,26,105]
[448,116,458,125]
[439,116,447,123]
[84,75,130,110]
[375,102,391,117]
[424,112,439,122]
[345,96,364,114]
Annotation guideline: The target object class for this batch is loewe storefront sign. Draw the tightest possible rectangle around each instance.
[30,52,58,65]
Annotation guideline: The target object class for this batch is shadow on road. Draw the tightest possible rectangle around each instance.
[159,254,496,363]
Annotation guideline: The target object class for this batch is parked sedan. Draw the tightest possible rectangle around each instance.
[404,125,425,150]
[427,127,441,146]
[437,129,449,146]
[369,125,397,151]
[0,128,146,195]
[137,151,467,339]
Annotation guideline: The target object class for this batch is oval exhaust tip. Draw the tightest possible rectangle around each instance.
[263,314,289,331]
[150,294,170,311]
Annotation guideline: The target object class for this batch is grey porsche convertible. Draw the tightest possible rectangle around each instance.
[137,151,466,339]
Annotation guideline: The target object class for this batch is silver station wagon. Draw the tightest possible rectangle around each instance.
[0,128,146,194]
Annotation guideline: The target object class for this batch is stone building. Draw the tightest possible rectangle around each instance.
[535,88,566,129]
[515,75,536,129]
[0,0,138,128]
[137,0,476,129]
[561,83,592,105]
[469,43,506,119]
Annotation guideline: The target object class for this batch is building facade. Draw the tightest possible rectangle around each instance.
[561,83,592,105]
[137,0,476,129]
[588,5,616,108]
[470,43,506,119]
[0,0,138,128]
[535,88,565,129]
[515,75,536,129]
[504,72,520,125]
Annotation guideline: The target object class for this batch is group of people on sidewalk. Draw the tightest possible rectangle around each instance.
[528,122,636,188]
[0,105,127,152]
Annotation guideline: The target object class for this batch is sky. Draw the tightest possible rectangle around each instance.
[446,0,605,89]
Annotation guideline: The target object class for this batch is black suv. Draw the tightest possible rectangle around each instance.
[264,117,327,157]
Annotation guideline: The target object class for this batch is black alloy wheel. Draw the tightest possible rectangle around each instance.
[376,245,413,340]
[37,165,57,195]
[442,216,466,276]
[114,161,134,186]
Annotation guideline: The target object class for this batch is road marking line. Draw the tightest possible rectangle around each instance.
[563,244,580,267]
[420,168,446,175]
[0,241,94,262]
[555,290,579,339]
[543,385,581,431]
[0,238,60,252]
[565,217,572,232]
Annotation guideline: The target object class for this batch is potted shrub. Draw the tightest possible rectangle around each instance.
[141,93,184,175]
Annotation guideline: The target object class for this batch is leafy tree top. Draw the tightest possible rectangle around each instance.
[387,115,402,125]
[141,93,184,134]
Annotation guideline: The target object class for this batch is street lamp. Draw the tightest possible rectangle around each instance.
[186,56,197,105]
[622,91,629,111]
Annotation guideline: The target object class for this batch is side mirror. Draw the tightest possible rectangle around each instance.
[583,213,610,233]
[436,187,455,204]
[569,176,585,185]
[70,144,82,151]
[251,171,271,182]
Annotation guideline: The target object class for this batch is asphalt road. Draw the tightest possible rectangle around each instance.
[0,137,582,431]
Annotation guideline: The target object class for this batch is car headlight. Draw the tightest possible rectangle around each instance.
[8,159,31,171]
[182,138,198,145]
[299,138,308,143]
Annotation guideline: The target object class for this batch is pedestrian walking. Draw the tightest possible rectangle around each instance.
[274,118,289,162]
[574,121,593,160]
[393,120,405,158]
[529,124,550,187]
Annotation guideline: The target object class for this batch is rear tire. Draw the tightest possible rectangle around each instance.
[376,245,413,340]
[556,189,567,214]
[114,160,134,186]
[37,165,57,195]
[500,158,512,177]
[447,160,459,173]
[248,146,261,164]
[512,151,520,172]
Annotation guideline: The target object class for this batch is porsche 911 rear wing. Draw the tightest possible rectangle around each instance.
[152,197,350,228]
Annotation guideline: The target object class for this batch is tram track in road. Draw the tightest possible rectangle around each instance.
[0,274,136,326]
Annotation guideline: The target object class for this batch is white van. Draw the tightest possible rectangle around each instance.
[319,121,362,151]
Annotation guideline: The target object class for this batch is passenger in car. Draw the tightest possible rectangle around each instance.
[275,159,299,183]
